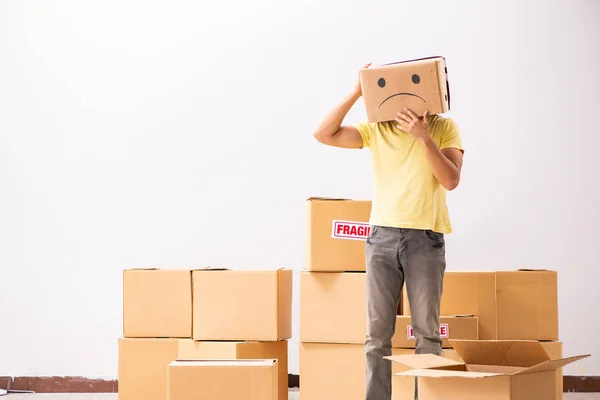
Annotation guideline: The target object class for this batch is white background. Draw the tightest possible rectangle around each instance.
[1,0,599,378]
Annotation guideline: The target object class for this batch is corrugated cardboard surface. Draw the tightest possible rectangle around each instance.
[300,271,366,343]
[177,341,288,400]
[123,269,192,338]
[299,343,363,400]
[278,270,294,340]
[402,270,558,340]
[192,269,292,341]
[360,57,449,123]
[450,340,551,367]
[541,341,563,400]
[420,373,506,400]
[392,349,462,400]
[118,338,181,400]
[304,199,371,272]
[167,360,277,400]
[496,270,558,340]
[419,370,555,400]
[392,316,478,348]
[299,343,459,400]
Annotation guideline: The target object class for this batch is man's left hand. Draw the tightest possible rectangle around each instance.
[395,108,431,144]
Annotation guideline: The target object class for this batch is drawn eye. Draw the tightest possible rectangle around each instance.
[412,74,421,84]
[378,78,386,88]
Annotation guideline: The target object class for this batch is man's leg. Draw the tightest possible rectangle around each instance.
[365,226,404,400]
[401,229,446,399]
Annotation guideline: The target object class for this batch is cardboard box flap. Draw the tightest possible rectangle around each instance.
[306,197,351,201]
[516,268,549,272]
[450,340,550,367]
[396,368,500,379]
[385,353,464,370]
[380,56,445,67]
[514,355,590,375]
[195,267,286,272]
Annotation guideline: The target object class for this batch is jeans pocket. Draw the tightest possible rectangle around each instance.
[424,230,445,248]
[369,226,378,238]
[366,225,378,245]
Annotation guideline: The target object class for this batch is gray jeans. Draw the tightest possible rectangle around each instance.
[364,226,446,400]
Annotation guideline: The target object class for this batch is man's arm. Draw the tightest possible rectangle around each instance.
[396,109,463,191]
[313,64,370,149]
[422,143,463,191]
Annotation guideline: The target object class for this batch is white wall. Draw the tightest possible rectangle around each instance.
[1,0,599,378]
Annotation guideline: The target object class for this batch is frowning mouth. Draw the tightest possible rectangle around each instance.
[378,93,426,108]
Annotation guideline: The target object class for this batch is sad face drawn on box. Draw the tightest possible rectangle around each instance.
[375,71,426,109]
[360,57,449,123]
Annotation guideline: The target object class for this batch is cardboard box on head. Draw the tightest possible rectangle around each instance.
[360,57,450,123]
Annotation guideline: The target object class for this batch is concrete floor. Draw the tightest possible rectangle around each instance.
[0,391,598,399]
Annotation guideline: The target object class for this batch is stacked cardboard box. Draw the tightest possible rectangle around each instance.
[167,359,279,399]
[401,270,566,399]
[301,198,371,400]
[118,268,292,400]
[302,198,460,400]
[300,198,585,398]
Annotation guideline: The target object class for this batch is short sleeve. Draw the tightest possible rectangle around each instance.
[439,118,464,152]
[353,121,375,148]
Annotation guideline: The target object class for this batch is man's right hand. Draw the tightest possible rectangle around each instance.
[354,63,371,97]
[312,64,371,149]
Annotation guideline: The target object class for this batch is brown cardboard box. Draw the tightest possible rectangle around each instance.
[439,272,496,340]
[119,338,288,400]
[496,270,558,340]
[391,349,419,400]
[178,341,288,400]
[300,271,366,343]
[305,198,371,272]
[123,269,192,338]
[403,272,496,339]
[541,341,564,400]
[360,57,450,123]
[392,348,463,400]
[299,343,459,400]
[387,340,588,400]
[402,270,558,340]
[118,338,187,400]
[192,269,292,341]
[167,359,278,400]
[392,315,478,348]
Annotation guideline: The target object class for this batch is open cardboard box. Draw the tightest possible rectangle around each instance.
[386,340,589,400]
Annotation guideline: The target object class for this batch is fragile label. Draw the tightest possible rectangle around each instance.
[407,324,449,340]
[331,220,371,241]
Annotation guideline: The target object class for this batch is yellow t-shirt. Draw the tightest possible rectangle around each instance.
[354,115,463,234]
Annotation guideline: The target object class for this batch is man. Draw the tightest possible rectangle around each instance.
[313,63,464,400]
